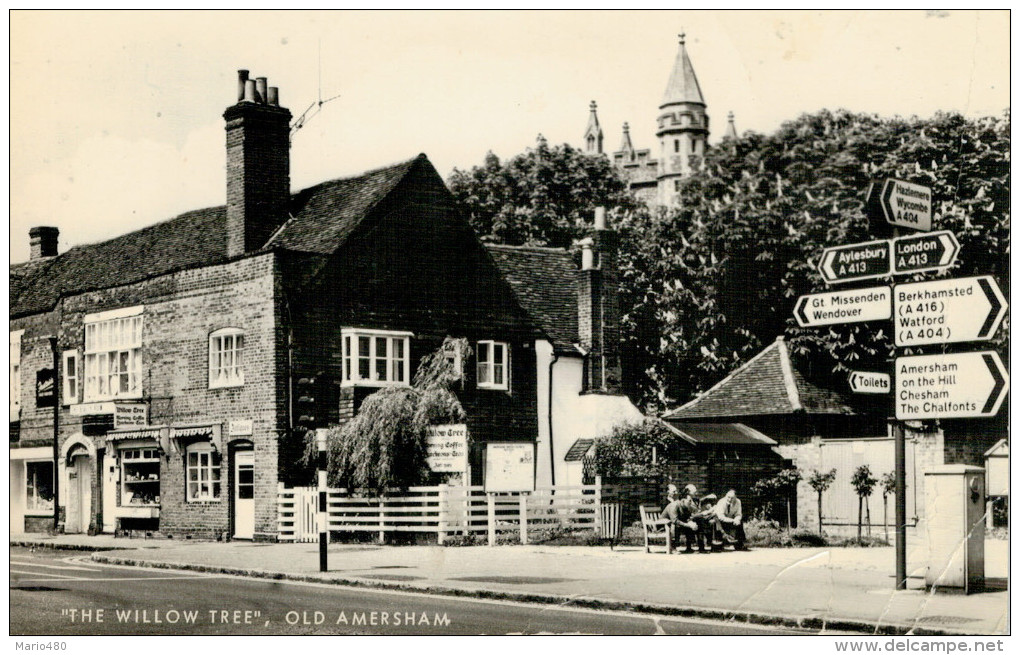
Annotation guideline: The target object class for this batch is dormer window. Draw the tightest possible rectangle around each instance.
[476,341,509,391]
[341,329,412,387]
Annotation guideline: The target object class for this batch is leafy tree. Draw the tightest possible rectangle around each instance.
[751,467,802,530]
[807,468,838,535]
[450,110,1010,411]
[590,419,676,477]
[851,464,878,543]
[880,470,897,542]
[314,339,471,493]
[448,135,637,249]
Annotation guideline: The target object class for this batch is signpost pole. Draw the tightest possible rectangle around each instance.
[49,336,60,534]
[893,419,907,590]
[316,429,328,572]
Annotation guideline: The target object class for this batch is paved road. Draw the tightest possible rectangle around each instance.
[10,547,812,635]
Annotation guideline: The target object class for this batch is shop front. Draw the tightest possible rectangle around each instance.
[10,446,55,534]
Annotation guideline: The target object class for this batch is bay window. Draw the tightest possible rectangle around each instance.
[209,328,245,388]
[477,340,509,390]
[341,329,411,386]
[84,307,143,401]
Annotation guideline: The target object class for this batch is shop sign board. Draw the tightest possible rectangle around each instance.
[895,351,1008,420]
[894,276,1007,346]
[794,286,892,327]
[114,403,148,428]
[426,424,469,473]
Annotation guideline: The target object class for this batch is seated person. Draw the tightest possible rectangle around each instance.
[714,488,747,550]
[692,493,720,552]
[662,484,702,553]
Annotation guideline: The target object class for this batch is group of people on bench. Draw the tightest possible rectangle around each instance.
[661,484,747,553]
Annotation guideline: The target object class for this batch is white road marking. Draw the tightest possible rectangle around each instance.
[10,568,80,579]
[10,558,100,571]
[12,575,229,582]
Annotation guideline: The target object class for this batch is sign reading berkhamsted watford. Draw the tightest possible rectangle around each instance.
[894,275,1008,346]
[895,351,1009,420]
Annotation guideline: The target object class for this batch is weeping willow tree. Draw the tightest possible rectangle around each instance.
[310,338,470,493]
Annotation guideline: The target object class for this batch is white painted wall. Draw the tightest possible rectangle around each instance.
[535,339,645,487]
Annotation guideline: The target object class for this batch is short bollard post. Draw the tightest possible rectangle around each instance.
[487,493,496,547]
[519,493,528,545]
[316,429,328,572]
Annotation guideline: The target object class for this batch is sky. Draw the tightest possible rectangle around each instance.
[8,9,1010,264]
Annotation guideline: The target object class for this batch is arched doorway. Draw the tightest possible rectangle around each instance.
[65,446,93,534]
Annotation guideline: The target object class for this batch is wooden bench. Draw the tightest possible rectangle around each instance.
[639,505,672,554]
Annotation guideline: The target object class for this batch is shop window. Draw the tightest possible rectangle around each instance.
[120,447,160,506]
[186,443,221,502]
[25,460,54,513]
[84,307,143,401]
[476,340,510,391]
[209,328,245,388]
[63,350,79,404]
[341,329,411,387]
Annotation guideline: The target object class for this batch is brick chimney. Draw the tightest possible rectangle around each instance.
[29,226,59,259]
[577,207,622,393]
[223,69,292,257]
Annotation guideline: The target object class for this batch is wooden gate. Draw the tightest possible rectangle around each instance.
[819,437,918,528]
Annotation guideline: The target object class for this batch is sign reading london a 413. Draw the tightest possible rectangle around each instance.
[894,275,1008,346]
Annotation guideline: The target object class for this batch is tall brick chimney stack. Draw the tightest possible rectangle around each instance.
[29,226,59,260]
[224,69,292,257]
[577,207,622,394]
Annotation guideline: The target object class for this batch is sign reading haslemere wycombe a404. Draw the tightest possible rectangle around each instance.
[878,178,933,232]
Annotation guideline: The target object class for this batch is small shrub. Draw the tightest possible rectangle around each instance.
[745,519,792,547]
[790,529,828,548]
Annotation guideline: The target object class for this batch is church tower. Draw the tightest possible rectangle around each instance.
[583,100,604,154]
[656,32,709,205]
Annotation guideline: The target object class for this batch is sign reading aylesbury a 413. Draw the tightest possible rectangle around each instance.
[894,275,1008,346]
[891,231,960,275]
[818,239,891,284]
[879,178,933,232]
[895,351,1008,420]
[848,370,891,394]
[794,286,892,327]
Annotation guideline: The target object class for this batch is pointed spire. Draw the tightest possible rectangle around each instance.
[724,111,737,140]
[619,122,634,155]
[583,100,604,154]
[662,31,705,106]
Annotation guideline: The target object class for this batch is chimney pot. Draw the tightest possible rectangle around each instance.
[580,239,595,270]
[255,77,268,104]
[243,79,256,102]
[236,69,249,101]
[267,86,279,106]
[594,207,607,230]
[29,226,59,259]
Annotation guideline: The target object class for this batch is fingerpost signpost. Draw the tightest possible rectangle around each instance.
[797,178,1008,590]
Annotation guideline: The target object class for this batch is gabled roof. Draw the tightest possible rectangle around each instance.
[485,244,579,353]
[662,337,856,420]
[10,156,425,318]
[662,421,777,446]
[662,36,705,106]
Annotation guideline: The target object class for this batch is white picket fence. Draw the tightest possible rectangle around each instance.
[277,480,603,545]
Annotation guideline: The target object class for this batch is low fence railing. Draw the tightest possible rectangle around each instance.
[277,480,603,545]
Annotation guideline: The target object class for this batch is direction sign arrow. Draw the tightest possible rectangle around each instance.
[892,231,960,275]
[894,275,1008,346]
[895,351,1009,420]
[818,239,891,285]
[849,370,891,394]
[794,286,892,327]
[881,179,933,232]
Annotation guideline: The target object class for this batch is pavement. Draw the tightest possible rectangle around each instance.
[11,532,1009,636]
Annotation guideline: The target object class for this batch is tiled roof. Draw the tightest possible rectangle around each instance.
[662,337,856,420]
[663,421,777,446]
[485,244,578,352]
[563,438,594,462]
[662,38,705,105]
[10,156,424,317]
